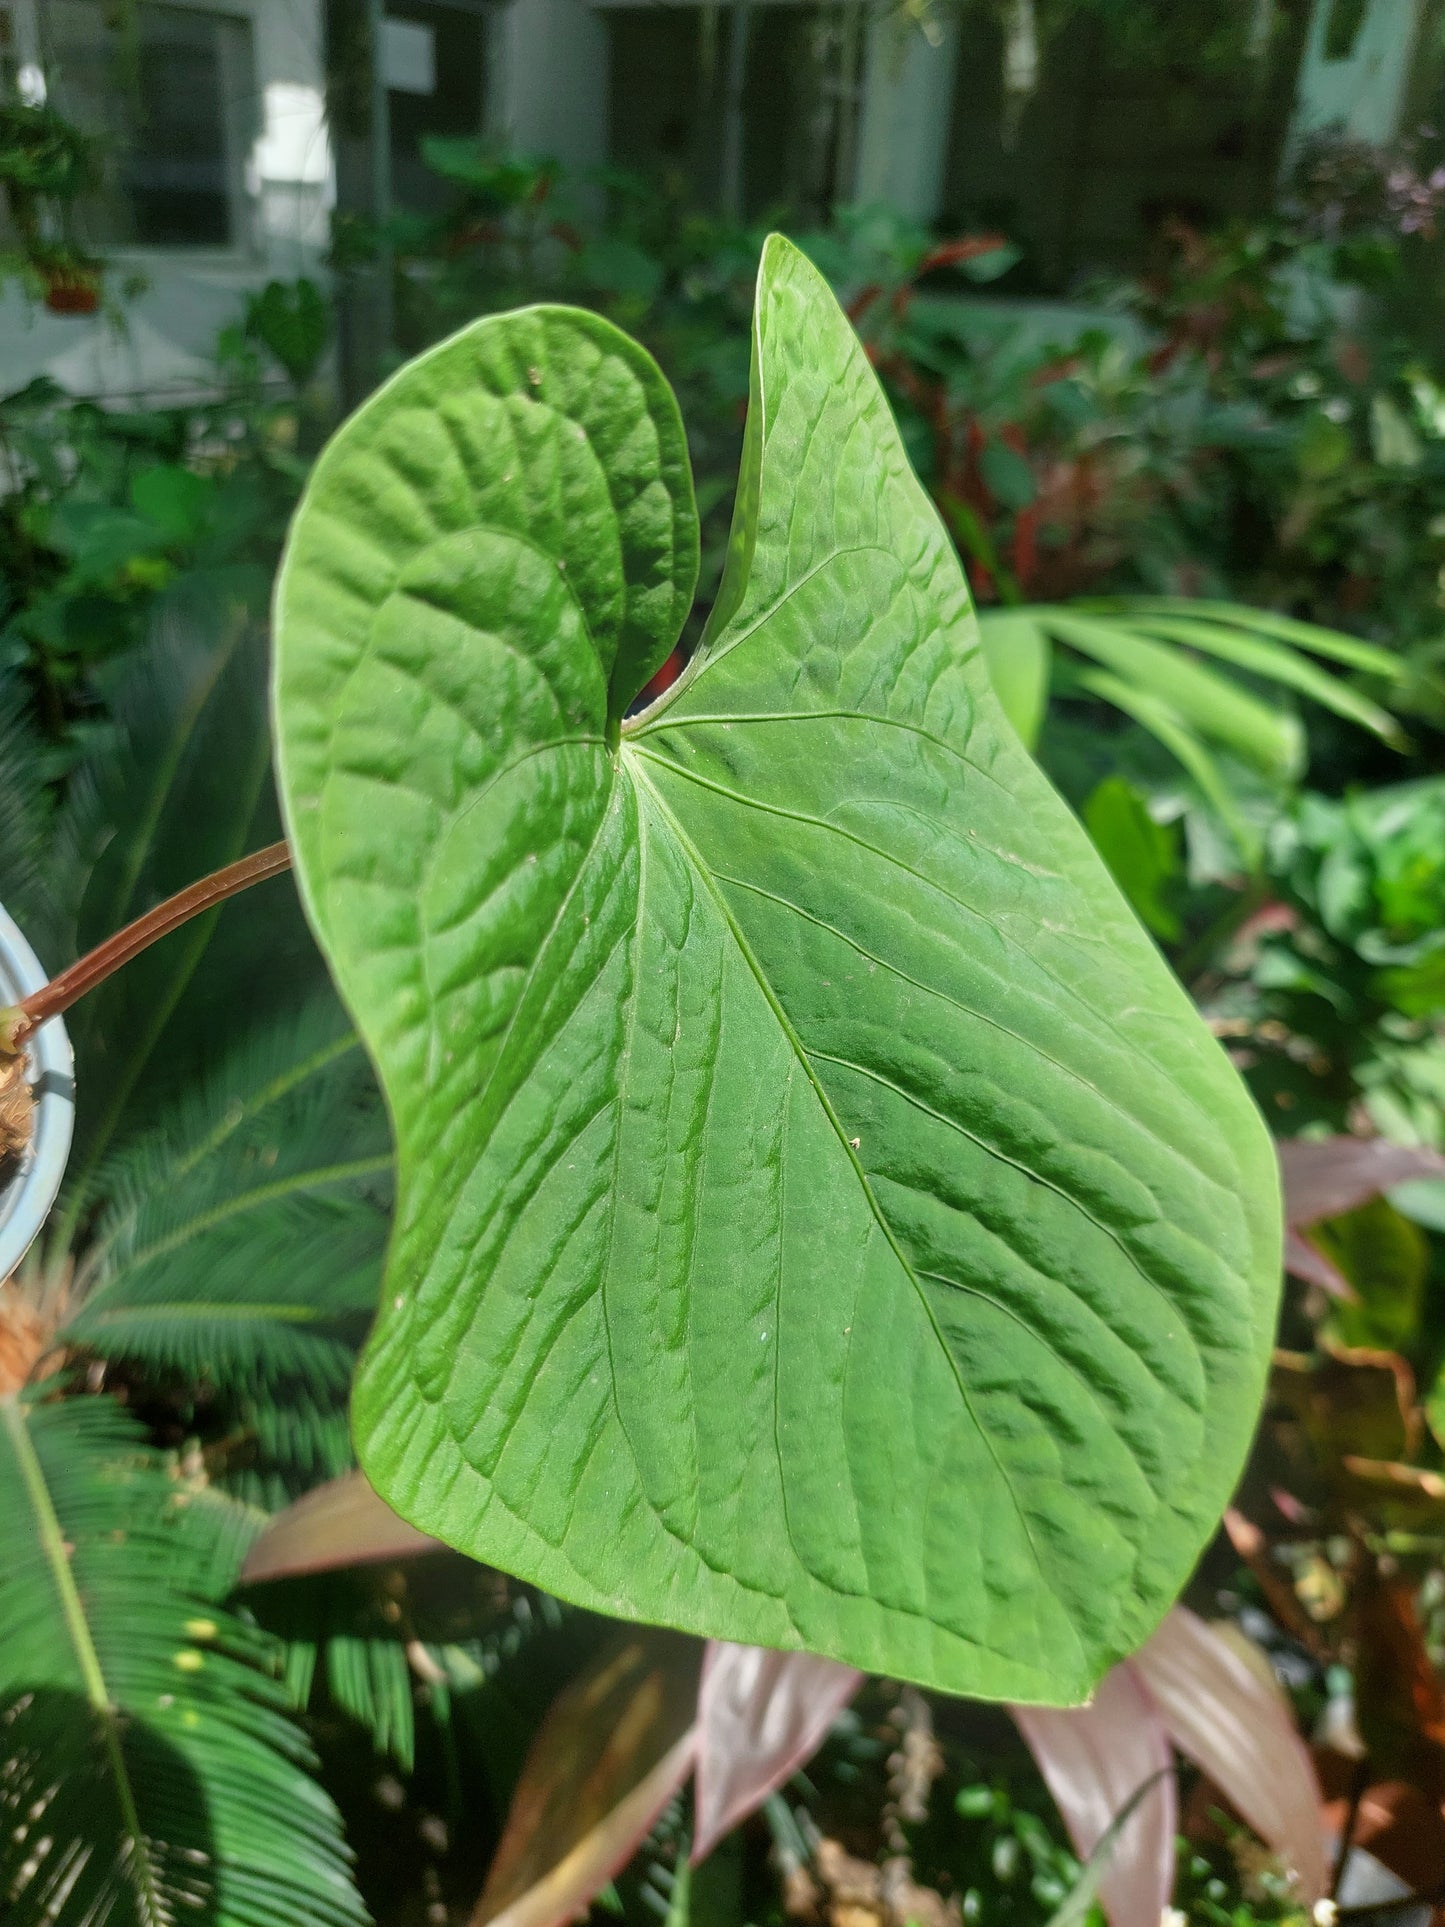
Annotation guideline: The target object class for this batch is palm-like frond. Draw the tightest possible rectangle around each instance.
[0,677,61,960]
[0,1391,368,1927]
[979,597,1409,858]
[62,1000,390,1498]
[247,1572,419,1774]
[48,583,328,1231]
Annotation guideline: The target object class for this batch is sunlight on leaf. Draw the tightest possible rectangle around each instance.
[275,236,1281,1701]
[242,1468,443,1583]
[1012,1663,1176,1927]
[1132,1606,1327,1902]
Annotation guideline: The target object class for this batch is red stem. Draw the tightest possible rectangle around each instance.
[11,841,292,1037]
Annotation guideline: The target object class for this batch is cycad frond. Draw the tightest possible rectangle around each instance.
[0,678,62,958]
[0,1391,368,1927]
[51,585,328,1213]
[67,999,389,1393]
[249,1574,417,1773]
[58,1003,389,1501]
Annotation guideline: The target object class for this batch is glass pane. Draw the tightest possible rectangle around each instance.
[128,5,255,244]
[43,1,257,248]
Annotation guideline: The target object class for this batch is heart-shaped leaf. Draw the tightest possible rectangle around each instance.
[273,237,1281,1702]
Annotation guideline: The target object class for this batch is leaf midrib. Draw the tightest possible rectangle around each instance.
[1,1397,168,1927]
[625,751,1056,1641]
[81,1300,348,1328]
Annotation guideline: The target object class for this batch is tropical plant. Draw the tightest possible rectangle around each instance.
[268,233,1281,1698]
[0,1395,365,1927]
[242,1467,1330,1927]
[979,597,1407,857]
[0,96,102,311]
[3,228,1442,1927]
[0,593,389,1922]
[0,287,325,730]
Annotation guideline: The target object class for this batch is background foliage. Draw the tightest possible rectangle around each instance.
[4,101,1445,1927]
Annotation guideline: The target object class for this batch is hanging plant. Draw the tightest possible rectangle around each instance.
[0,98,103,312]
[36,249,104,315]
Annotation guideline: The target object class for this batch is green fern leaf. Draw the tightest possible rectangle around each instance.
[0,677,62,958]
[67,1001,389,1398]
[60,1003,389,1502]
[0,1391,368,1927]
[50,586,331,1230]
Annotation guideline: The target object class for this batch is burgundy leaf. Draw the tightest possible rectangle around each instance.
[1011,1662,1177,1927]
[1132,1606,1327,1901]
[471,1630,700,1927]
[1279,1137,1445,1231]
[692,1643,864,1864]
[240,1469,443,1583]
[1278,1138,1445,1297]
[1284,1227,1354,1300]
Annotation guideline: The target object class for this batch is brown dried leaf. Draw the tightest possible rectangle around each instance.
[1271,1346,1419,1470]
[241,1468,444,1582]
[1352,1569,1445,1801]
[0,1283,50,1398]
[1338,1458,1445,1532]
[0,1054,32,1178]
[471,1630,700,1927]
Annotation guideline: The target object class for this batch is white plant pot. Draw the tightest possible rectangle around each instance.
[0,903,74,1279]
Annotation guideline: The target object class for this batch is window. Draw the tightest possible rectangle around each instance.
[124,6,253,243]
[0,0,44,103]
[42,0,260,248]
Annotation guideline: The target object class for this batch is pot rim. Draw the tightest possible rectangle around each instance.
[0,902,74,1280]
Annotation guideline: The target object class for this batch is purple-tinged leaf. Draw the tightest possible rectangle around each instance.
[1284,1228,1354,1300]
[470,1631,700,1927]
[241,1469,443,1583]
[692,1643,864,1864]
[1132,1607,1327,1901]
[1012,1662,1177,1927]
[1279,1136,1445,1225]
[1279,1138,1445,1298]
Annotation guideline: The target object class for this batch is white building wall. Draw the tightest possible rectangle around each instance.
[853,10,959,221]
[0,0,333,401]
[1285,0,1425,160]
[487,0,610,175]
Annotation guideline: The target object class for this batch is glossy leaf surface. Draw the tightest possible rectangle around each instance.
[241,1469,442,1583]
[274,238,1281,1700]
[1133,1607,1327,1901]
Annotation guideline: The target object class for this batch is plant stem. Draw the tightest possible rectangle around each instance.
[3,840,291,1044]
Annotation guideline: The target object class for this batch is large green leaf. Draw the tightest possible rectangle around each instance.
[273,239,1281,1703]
